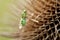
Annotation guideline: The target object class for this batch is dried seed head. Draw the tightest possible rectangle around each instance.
[9,0,60,40]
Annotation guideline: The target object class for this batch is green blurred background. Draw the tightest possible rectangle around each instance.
[0,0,18,40]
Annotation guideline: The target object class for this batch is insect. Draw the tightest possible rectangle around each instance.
[21,10,27,26]
[19,10,27,29]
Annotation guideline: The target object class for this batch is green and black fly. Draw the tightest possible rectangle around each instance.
[19,10,27,29]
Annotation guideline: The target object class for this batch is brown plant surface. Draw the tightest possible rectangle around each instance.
[1,0,60,40]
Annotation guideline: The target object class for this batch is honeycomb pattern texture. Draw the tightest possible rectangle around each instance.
[10,0,60,40]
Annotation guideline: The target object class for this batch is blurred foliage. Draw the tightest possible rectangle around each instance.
[0,0,17,40]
